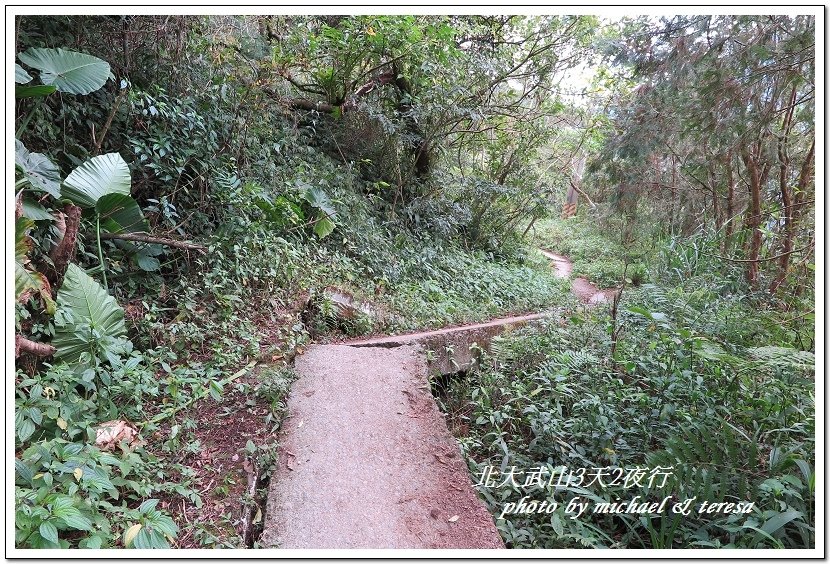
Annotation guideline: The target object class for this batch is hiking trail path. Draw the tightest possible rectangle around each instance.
[261,250,612,549]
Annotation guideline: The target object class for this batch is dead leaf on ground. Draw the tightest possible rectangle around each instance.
[95,419,139,450]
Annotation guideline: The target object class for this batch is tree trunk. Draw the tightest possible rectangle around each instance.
[44,203,81,289]
[771,140,814,294]
[768,86,803,295]
[708,159,721,230]
[669,154,677,233]
[723,151,735,253]
[741,145,764,289]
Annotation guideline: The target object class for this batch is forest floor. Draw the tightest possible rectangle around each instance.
[163,374,277,548]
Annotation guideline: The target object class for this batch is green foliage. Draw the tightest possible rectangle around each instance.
[122,500,178,549]
[18,47,112,95]
[16,63,33,83]
[52,264,128,364]
[594,15,815,291]
[533,214,652,287]
[441,232,814,548]
[15,15,814,551]
[61,153,132,208]
[444,302,813,547]
[15,218,54,312]
[15,140,61,197]
[14,356,190,549]
[126,87,221,229]
[96,193,150,234]
[301,184,337,239]
[386,244,571,329]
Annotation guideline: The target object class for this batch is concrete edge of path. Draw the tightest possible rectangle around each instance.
[343,311,553,348]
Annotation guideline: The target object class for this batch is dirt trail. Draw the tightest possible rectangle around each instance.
[539,249,617,304]
[261,344,504,549]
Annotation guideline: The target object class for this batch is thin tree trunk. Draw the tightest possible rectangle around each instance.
[708,159,721,230]
[741,144,764,288]
[771,139,814,294]
[768,86,803,294]
[44,204,82,289]
[670,154,677,233]
[723,151,735,252]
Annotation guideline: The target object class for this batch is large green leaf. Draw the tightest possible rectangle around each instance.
[95,193,160,271]
[52,264,126,364]
[15,63,32,84]
[21,198,54,221]
[302,185,337,239]
[18,48,111,95]
[61,153,131,208]
[15,140,62,198]
[96,193,149,234]
[313,216,336,239]
[302,185,337,218]
[15,84,57,99]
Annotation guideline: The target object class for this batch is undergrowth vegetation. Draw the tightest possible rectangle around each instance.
[439,228,815,549]
[532,213,653,288]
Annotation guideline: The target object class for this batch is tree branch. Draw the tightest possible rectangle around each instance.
[16,335,56,358]
[569,178,597,208]
[709,242,814,263]
[100,232,206,251]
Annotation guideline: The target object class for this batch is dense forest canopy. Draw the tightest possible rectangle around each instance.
[12,13,816,551]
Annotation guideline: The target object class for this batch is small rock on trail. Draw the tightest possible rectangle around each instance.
[261,344,504,549]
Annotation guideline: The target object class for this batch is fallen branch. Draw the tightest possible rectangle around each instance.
[240,456,261,548]
[16,335,56,358]
[99,232,206,252]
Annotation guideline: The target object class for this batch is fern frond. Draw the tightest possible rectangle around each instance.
[746,346,815,372]
[646,419,758,504]
[548,350,600,375]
